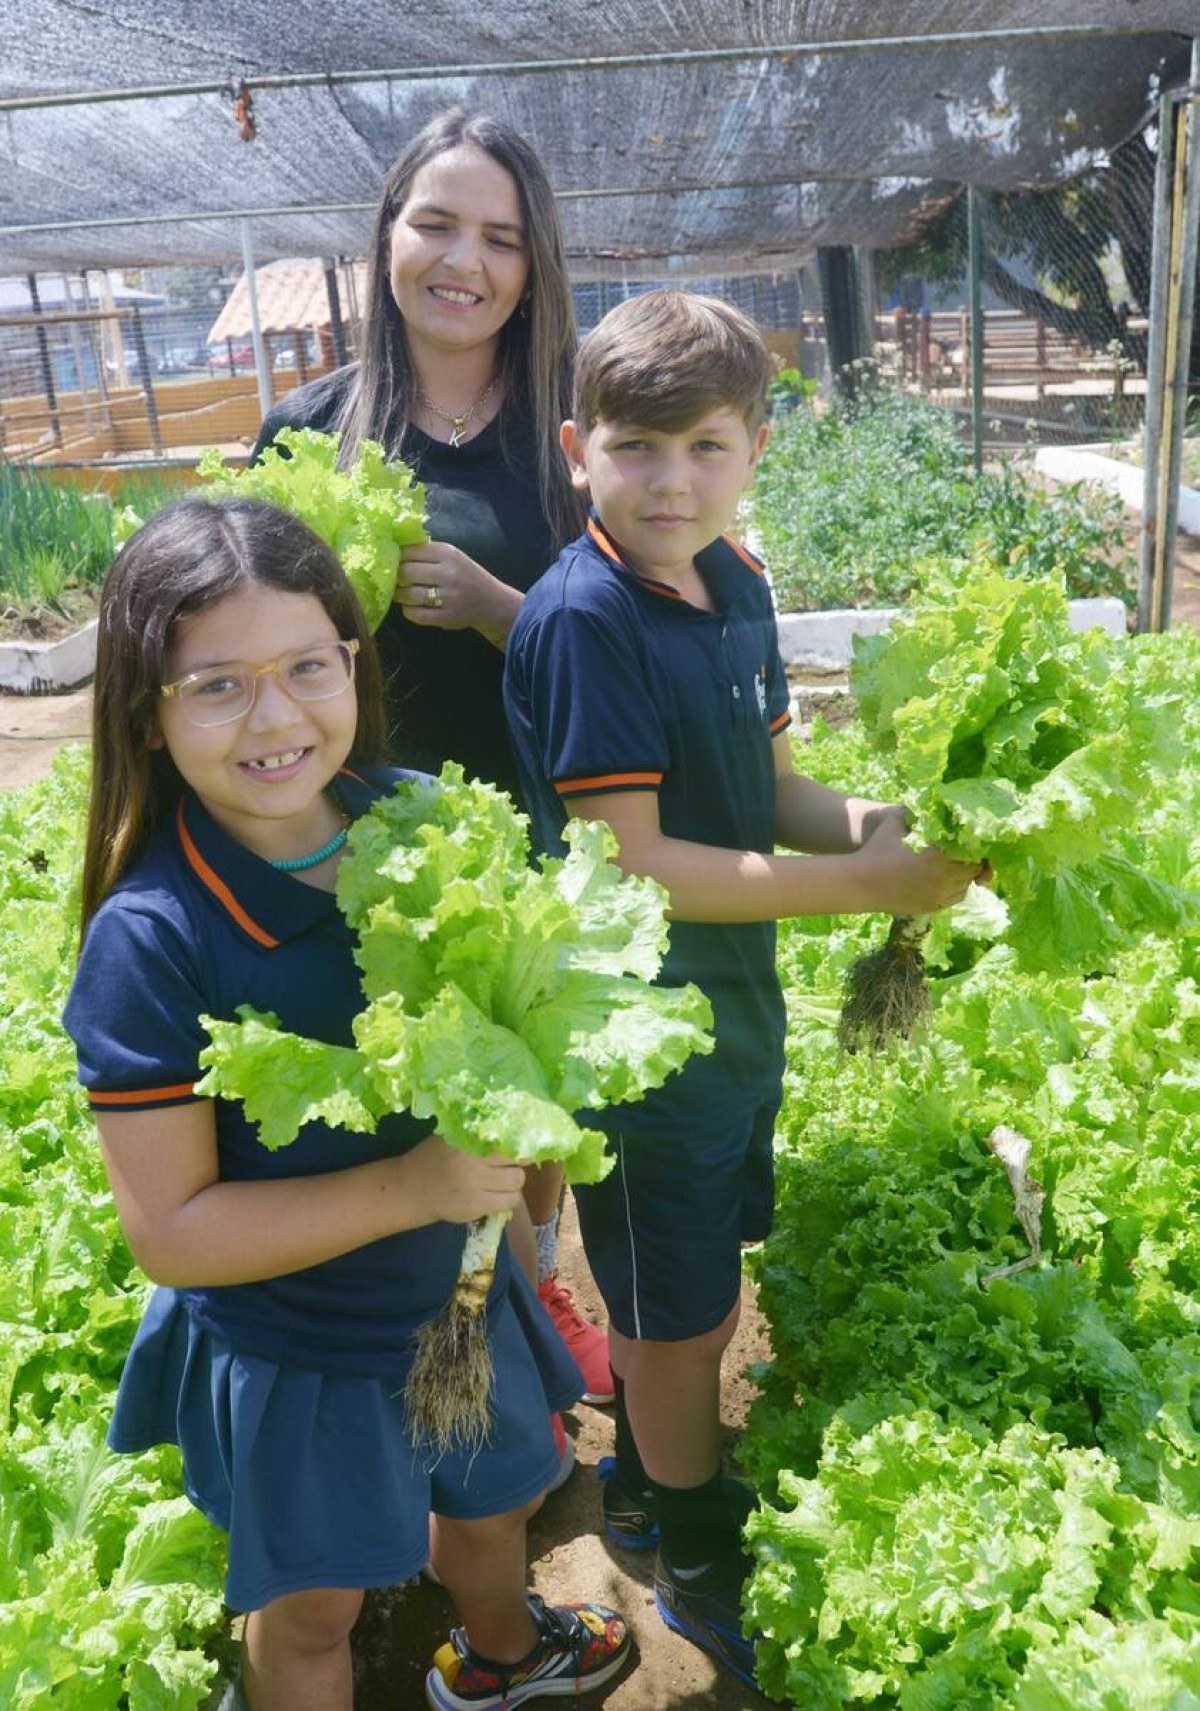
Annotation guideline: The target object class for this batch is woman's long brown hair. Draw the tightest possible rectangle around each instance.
[339,107,585,550]
[79,497,386,942]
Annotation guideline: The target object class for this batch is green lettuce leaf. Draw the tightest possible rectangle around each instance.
[200,767,713,1181]
[195,427,427,629]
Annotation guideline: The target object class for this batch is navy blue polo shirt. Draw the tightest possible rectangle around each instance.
[63,765,509,1377]
[504,516,792,1137]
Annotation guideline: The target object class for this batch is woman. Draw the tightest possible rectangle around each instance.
[252,107,612,1409]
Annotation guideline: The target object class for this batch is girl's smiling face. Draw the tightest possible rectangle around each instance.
[152,586,358,863]
[387,144,529,364]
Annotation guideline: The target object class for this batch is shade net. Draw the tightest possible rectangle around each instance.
[0,4,1194,274]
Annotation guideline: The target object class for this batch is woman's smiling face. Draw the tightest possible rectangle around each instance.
[388,144,529,363]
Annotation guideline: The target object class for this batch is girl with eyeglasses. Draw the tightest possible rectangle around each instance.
[62,496,631,1711]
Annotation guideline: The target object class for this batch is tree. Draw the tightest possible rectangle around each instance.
[878,129,1199,381]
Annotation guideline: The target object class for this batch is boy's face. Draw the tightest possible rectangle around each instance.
[561,408,769,586]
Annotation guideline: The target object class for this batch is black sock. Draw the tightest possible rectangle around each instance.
[650,1470,746,1571]
[612,1377,649,1489]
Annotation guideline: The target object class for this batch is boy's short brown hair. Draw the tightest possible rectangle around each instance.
[573,289,773,433]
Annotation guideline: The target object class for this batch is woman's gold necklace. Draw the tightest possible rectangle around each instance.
[416,376,498,447]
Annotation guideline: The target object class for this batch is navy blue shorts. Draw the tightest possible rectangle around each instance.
[573,1101,778,1342]
[107,1268,581,1612]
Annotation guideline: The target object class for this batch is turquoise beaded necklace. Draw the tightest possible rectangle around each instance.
[268,800,349,873]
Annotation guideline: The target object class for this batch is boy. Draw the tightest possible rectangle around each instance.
[503,291,979,1688]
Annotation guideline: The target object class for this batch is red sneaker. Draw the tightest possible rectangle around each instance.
[538,1277,615,1405]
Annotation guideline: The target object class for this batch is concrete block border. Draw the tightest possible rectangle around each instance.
[0,620,98,694]
[776,597,1127,671]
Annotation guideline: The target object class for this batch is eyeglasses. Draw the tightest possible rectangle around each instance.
[159,639,359,728]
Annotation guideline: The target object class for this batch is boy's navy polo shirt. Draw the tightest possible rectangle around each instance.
[504,516,792,1137]
[63,764,510,1377]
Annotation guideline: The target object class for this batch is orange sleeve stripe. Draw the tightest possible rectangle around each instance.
[555,771,663,795]
[89,1083,197,1106]
[177,803,279,949]
[770,710,793,733]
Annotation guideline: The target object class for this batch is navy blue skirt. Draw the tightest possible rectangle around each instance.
[108,1269,582,1611]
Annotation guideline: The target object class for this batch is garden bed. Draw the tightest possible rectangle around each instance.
[1034,441,1200,536]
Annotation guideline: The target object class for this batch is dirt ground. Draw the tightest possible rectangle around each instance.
[4,531,1197,1710]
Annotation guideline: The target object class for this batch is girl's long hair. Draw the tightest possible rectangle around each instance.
[80,497,386,940]
[340,107,584,549]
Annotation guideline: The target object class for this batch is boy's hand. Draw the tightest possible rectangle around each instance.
[856,817,983,917]
[403,1134,526,1226]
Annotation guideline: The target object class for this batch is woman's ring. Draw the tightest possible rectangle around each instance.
[427,585,443,610]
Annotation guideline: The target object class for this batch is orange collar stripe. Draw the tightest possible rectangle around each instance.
[722,534,765,574]
[589,516,762,591]
[177,802,280,949]
[89,1083,196,1106]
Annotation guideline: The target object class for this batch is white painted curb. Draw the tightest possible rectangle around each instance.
[0,620,98,693]
[1034,445,1200,537]
[777,598,1127,670]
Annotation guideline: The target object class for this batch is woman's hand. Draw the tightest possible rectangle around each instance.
[403,1133,527,1226]
[395,541,523,647]
[856,816,984,918]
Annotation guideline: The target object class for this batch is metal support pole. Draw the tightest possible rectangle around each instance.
[25,273,62,447]
[967,185,985,473]
[1137,52,1200,635]
[1155,41,1200,630]
[324,260,347,366]
[241,219,273,418]
[854,246,877,358]
[128,307,162,456]
[1138,86,1177,631]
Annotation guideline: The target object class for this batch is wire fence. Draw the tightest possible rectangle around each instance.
[1,114,1193,468]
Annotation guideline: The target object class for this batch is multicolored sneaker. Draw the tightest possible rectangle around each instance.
[537,1276,615,1404]
[597,1454,659,1551]
[654,1547,760,1692]
[425,1591,632,1709]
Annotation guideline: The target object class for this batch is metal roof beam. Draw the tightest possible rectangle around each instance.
[0,23,1186,114]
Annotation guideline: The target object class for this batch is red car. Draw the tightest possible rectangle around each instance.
[204,342,256,371]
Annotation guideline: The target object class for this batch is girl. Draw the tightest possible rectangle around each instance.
[63,496,631,1711]
[253,105,612,1414]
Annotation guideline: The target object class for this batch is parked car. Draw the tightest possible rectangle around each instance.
[206,342,256,371]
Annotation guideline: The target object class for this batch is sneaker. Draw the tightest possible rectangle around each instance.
[654,1548,760,1692]
[546,1413,576,1495]
[597,1454,659,1551]
[425,1590,631,1709]
[537,1277,615,1405]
